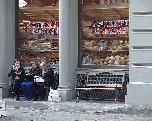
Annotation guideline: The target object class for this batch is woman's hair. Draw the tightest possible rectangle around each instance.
[40,60,48,67]
[14,58,21,65]
[31,61,38,66]
[13,59,17,65]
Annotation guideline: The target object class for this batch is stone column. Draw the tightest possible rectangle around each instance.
[69,0,78,100]
[5,0,16,95]
[58,0,72,101]
[0,0,7,87]
[0,0,15,98]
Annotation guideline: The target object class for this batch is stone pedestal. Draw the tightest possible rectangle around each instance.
[0,87,9,98]
[58,88,72,101]
[125,84,152,106]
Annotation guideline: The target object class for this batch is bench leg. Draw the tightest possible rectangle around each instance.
[115,88,118,104]
[12,81,15,99]
[45,87,49,101]
[76,90,79,102]
[86,90,89,101]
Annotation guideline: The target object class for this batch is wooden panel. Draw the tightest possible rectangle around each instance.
[86,70,125,87]
[86,84,122,87]
[83,4,129,10]
[75,87,115,90]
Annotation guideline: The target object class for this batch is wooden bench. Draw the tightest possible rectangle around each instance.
[75,70,125,103]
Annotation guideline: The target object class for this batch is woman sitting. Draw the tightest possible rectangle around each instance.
[8,59,25,101]
[21,62,41,101]
[37,60,54,101]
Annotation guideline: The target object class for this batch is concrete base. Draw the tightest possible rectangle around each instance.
[58,90,72,101]
[125,84,152,106]
[0,86,9,98]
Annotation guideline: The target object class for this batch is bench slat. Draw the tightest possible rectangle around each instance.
[75,88,115,90]
[86,84,122,87]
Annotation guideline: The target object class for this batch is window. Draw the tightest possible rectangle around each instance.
[19,0,59,64]
[78,0,129,69]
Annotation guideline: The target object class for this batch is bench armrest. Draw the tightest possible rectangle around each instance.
[76,72,89,88]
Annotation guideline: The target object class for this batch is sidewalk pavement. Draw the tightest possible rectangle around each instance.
[0,97,152,121]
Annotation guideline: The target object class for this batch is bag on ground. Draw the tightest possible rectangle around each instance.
[48,88,61,102]
[0,99,6,117]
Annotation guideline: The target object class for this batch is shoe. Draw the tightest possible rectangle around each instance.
[38,97,42,101]
[12,91,15,94]
[25,97,28,100]
[28,98,32,101]
[44,97,48,101]
[16,97,19,101]
[31,97,37,101]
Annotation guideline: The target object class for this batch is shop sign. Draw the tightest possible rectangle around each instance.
[27,22,59,35]
[91,20,129,27]
[94,27,127,34]
[27,22,59,28]
[91,20,129,34]
[29,28,59,35]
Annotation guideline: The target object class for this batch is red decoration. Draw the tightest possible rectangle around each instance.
[91,21,96,27]
[36,23,41,27]
[97,21,103,27]
[43,22,50,28]
[104,0,107,4]
[56,22,59,27]
[115,0,119,4]
[104,21,107,27]
[34,29,38,34]
[45,29,48,34]
[105,28,110,34]
[38,29,43,34]
[114,21,118,26]
[116,27,122,34]
[99,29,103,34]
[109,0,113,4]
[51,22,55,27]
[109,21,112,26]
[126,21,129,26]
[122,27,126,34]
[111,28,115,34]
[121,0,124,3]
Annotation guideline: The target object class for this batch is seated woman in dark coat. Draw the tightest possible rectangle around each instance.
[21,62,41,101]
[8,59,25,101]
[37,61,54,101]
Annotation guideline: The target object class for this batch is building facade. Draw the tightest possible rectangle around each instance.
[0,0,152,106]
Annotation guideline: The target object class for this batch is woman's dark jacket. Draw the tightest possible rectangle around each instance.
[42,67,54,87]
[8,66,25,81]
[25,66,41,82]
